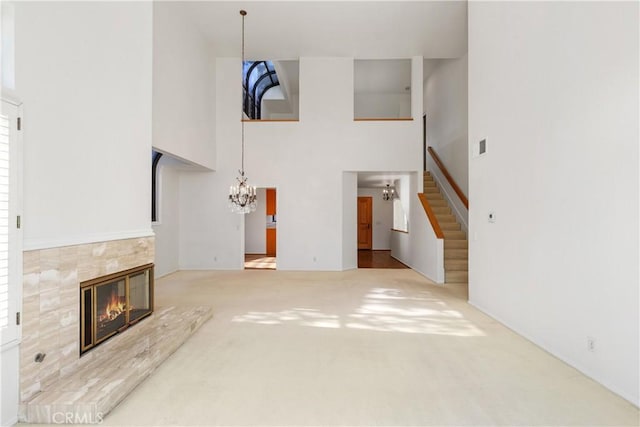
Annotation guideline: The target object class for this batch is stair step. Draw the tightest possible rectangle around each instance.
[445,259,468,271]
[423,187,440,194]
[435,214,457,223]
[432,206,451,215]
[443,229,466,239]
[444,239,468,249]
[446,270,468,284]
[424,180,436,188]
[424,192,443,201]
[445,248,468,259]
[427,199,447,207]
[440,222,461,231]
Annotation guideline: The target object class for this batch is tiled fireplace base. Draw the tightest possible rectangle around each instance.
[19,305,212,424]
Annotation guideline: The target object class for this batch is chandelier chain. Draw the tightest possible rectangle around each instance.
[228,9,257,214]
[241,10,245,174]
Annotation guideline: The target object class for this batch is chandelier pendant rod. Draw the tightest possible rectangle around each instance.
[240,9,246,176]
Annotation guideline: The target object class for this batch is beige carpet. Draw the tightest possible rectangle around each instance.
[68,269,639,426]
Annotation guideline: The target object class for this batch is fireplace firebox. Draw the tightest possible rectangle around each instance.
[80,264,154,354]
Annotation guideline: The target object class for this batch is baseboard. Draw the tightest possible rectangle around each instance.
[468,299,639,408]
[2,415,18,426]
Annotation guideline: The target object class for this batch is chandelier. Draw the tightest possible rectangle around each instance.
[228,9,257,214]
[382,184,395,201]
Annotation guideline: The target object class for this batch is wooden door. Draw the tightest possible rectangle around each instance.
[266,189,276,256]
[357,197,372,250]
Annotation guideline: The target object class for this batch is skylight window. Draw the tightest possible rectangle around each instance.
[243,61,280,119]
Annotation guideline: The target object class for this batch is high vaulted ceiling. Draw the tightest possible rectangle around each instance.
[184,1,468,60]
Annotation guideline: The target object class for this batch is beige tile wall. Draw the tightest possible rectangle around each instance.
[20,237,155,402]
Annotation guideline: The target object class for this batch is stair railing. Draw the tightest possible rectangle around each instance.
[418,193,444,240]
[427,146,469,209]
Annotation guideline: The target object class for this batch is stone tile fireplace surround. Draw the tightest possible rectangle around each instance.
[20,237,155,404]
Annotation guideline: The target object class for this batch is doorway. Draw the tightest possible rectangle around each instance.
[355,180,410,270]
[244,188,277,270]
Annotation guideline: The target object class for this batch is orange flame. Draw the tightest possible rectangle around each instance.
[100,290,126,322]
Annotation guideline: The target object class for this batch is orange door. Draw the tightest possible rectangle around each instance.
[266,229,276,256]
[266,189,276,256]
[357,197,372,250]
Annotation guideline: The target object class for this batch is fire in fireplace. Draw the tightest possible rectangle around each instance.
[80,264,154,354]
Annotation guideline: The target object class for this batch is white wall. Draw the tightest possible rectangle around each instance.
[468,1,639,406]
[342,173,357,270]
[424,55,468,195]
[357,188,393,250]
[153,2,215,170]
[0,344,18,426]
[354,93,411,119]
[178,57,423,271]
[245,188,267,254]
[1,1,15,90]
[14,2,153,250]
[152,160,180,278]
[391,173,444,283]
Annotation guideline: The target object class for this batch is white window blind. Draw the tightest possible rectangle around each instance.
[0,112,10,331]
[0,99,19,347]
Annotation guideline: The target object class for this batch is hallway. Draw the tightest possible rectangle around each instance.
[357,249,409,269]
[93,269,638,426]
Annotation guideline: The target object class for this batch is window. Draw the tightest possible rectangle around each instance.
[242,60,299,120]
[393,198,408,232]
[151,151,162,223]
[243,61,280,119]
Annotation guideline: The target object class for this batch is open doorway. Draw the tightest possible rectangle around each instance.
[356,176,409,269]
[244,188,277,270]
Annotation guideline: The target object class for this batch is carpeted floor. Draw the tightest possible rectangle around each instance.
[72,269,639,426]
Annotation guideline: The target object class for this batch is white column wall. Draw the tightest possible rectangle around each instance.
[152,162,180,277]
[245,188,267,254]
[468,1,639,405]
[342,173,358,270]
[179,57,424,271]
[14,2,153,249]
[152,2,216,170]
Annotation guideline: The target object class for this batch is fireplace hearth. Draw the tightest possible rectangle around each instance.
[80,264,154,354]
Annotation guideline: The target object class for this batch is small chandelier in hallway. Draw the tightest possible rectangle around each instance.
[229,9,257,214]
[382,184,395,201]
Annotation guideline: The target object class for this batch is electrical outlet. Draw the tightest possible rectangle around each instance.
[587,337,596,352]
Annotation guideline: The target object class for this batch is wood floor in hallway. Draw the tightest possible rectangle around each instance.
[357,249,410,269]
[83,270,638,426]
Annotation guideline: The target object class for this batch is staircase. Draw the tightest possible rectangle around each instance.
[423,171,468,283]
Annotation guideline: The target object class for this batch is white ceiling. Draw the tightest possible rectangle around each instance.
[183,1,468,60]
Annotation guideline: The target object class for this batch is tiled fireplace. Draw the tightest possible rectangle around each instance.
[80,264,153,354]
[20,237,155,403]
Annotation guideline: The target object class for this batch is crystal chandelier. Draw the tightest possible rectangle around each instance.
[382,184,395,201]
[228,10,257,214]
